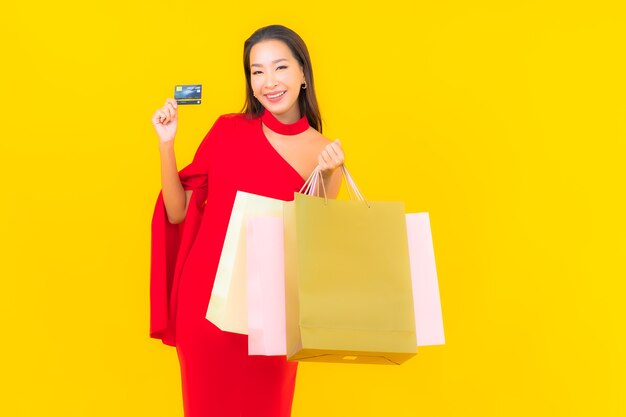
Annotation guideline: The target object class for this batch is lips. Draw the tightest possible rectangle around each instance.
[265,90,286,101]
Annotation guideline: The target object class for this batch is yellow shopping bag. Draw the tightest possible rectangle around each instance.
[284,167,417,365]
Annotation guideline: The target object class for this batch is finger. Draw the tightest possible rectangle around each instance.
[332,140,345,163]
[330,140,344,153]
[165,102,177,118]
[156,110,169,124]
[333,148,345,164]
[321,150,333,164]
[325,140,343,158]
[318,154,330,171]
[323,147,343,166]
[152,110,163,124]
[165,98,178,109]
[325,144,341,160]
[162,104,173,120]
[320,150,339,170]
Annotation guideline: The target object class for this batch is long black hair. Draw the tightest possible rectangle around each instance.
[240,25,323,133]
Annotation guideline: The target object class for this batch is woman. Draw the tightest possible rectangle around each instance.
[150,24,344,417]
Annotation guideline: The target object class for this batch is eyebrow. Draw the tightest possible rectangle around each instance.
[250,58,289,68]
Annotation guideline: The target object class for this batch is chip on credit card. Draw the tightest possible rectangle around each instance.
[175,84,202,105]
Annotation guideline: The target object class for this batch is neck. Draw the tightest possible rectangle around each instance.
[274,112,298,124]
[261,108,310,135]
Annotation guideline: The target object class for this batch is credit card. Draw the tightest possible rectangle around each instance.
[175,84,202,105]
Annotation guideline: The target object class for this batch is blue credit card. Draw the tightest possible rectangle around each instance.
[175,84,202,104]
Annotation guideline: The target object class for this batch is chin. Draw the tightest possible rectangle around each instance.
[265,102,293,115]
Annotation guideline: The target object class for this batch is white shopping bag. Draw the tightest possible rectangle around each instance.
[206,191,284,334]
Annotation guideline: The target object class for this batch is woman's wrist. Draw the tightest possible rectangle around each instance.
[321,165,339,178]
[159,140,175,152]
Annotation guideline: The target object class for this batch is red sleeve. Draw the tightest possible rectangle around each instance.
[149,115,229,346]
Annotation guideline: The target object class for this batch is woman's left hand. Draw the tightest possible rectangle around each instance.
[318,139,345,173]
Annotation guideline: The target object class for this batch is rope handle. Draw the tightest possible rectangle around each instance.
[298,165,370,207]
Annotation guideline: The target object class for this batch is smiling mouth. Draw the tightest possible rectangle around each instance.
[266,91,286,99]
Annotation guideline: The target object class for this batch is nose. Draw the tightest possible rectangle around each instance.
[265,73,279,89]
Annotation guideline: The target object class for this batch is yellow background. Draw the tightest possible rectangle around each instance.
[1,1,624,416]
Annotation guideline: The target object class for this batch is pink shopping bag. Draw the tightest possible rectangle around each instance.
[406,213,445,346]
[247,216,287,356]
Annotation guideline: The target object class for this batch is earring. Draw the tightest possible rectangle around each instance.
[301,80,307,90]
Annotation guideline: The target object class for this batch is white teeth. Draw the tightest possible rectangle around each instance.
[267,91,286,99]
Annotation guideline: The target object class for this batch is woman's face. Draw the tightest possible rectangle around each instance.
[249,39,305,123]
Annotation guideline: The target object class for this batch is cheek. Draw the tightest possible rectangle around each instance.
[270,69,293,83]
[250,77,263,92]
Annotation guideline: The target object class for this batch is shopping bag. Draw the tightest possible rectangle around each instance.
[247,212,446,356]
[246,216,287,356]
[406,213,445,346]
[206,191,283,334]
[241,175,445,356]
[284,167,417,365]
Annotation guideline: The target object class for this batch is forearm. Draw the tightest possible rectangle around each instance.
[159,141,187,224]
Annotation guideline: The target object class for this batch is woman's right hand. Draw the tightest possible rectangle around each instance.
[151,98,178,143]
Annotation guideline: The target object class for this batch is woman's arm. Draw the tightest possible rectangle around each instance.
[152,98,190,224]
[158,141,191,224]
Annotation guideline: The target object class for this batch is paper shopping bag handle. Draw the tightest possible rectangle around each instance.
[299,165,370,207]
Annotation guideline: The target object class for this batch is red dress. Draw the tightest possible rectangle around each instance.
[150,110,309,416]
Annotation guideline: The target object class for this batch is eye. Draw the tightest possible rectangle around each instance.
[252,70,262,75]
[277,65,288,70]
